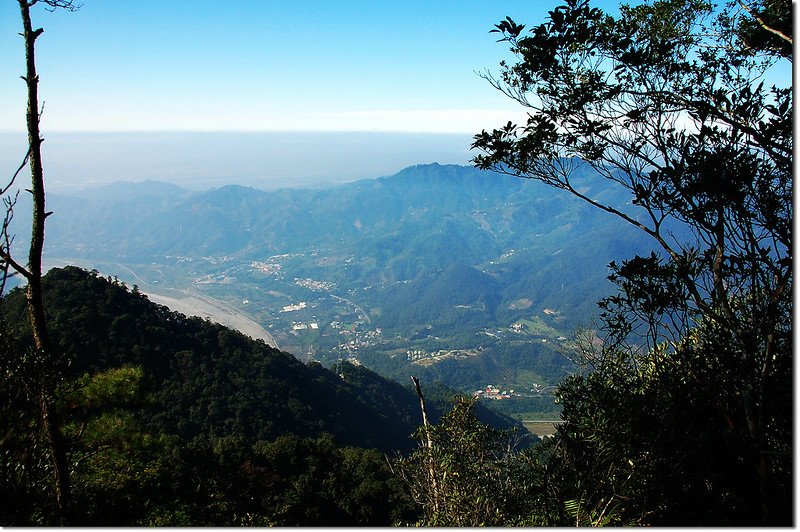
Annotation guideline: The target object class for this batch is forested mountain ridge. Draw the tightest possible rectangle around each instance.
[12,163,667,395]
[2,265,533,524]
[1,266,519,453]
[40,163,646,264]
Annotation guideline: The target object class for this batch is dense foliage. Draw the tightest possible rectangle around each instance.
[0,266,519,525]
[470,0,792,525]
[4,268,400,450]
[392,397,544,526]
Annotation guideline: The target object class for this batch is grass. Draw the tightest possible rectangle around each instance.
[523,420,564,438]
[511,411,563,422]
[513,315,560,338]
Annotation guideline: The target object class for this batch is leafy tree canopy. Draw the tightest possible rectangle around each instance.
[472,0,791,525]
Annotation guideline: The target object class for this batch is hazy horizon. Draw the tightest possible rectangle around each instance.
[0,130,478,192]
[0,1,617,195]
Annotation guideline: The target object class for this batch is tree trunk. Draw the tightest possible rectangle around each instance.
[18,1,70,523]
[40,397,71,523]
[411,376,440,518]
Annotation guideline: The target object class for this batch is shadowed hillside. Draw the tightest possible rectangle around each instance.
[2,266,520,453]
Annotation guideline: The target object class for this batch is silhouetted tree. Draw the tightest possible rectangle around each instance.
[473,0,791,524]
[0,0,80,523]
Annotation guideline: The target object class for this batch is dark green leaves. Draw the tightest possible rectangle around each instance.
[474,0,792,524]
[490,16,525,41]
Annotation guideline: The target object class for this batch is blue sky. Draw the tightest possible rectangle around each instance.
[1,1,594,134]
[3,1,787,191]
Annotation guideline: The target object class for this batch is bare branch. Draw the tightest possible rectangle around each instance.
[3,147,31,196]
[41,0,81,12]
[0,248,32,281]
[411,376,440,516]
[0,193,19,297]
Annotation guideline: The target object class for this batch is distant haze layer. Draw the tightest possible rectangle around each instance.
[0,131,475,191]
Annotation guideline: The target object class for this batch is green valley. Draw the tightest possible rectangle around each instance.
[15,163,667,400]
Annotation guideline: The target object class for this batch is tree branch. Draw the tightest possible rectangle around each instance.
[738,0,793,44]
[0,248,32,281]
[4,147,32,196]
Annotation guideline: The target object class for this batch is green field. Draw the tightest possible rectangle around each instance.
[523,419,565,438]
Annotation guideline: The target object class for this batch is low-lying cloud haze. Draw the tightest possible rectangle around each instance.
[0,131,477,192]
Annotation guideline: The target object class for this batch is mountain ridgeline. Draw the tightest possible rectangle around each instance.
[13,163,664,393]
[2,266,518,453]
[42,163,648,270]
[4,266,527,525]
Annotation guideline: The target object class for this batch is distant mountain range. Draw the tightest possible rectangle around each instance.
[9,163,671,395]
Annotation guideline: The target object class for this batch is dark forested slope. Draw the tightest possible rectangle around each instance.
[2,266,517,454]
